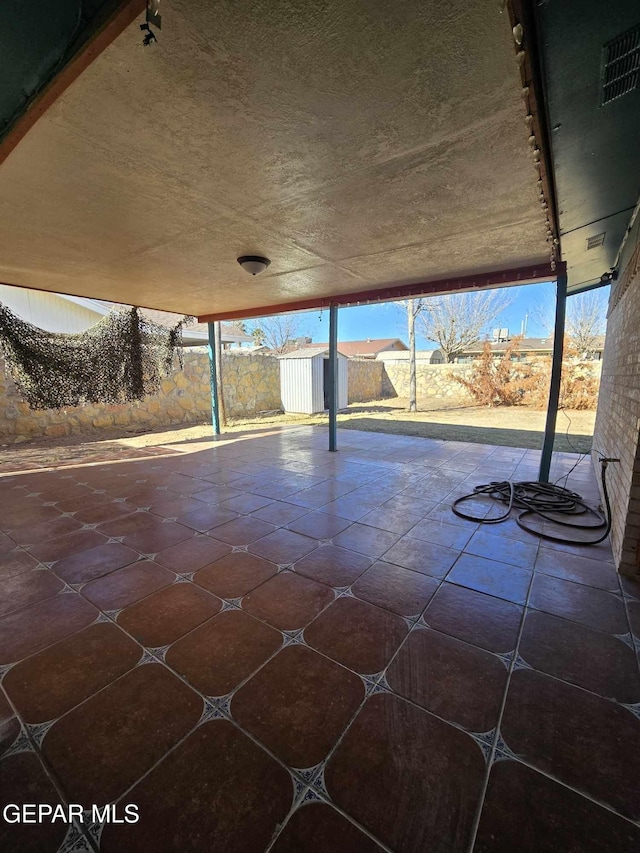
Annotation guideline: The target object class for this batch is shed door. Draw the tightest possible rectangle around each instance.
[323,359,330,409]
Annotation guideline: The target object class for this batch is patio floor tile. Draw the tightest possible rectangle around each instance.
[534,546,620,591]
[294,544,372,587]
[332,524,400,559]
[251,501,309,527]
[152,535,231,574]
[464,528,538,569]
[529,573,628,633]
[474,759,640,853]
[122,520,195,555]
[41,663,202,804]
[408,518,474,550]
[242,571,334,631]
[518,610,640,702]
[447,553,532,604]
[100,721,292,853]
[118,583,221,647]
[423,582,522,653]
[4,622,142,723]
[271,803,384,852]
[325,693,485,852]
[352,560,439,617]
[386,627,508,732]
[176,504,239,532]
[382,535,460,578]
[232,645,364,767]
[0,548,39,582]
[81,560,175,611]
[193,551,278,599]
[53,541,139,584]
[286,510,353,539]
[0,570,64,618]
[305,597,408,674]
[248,528,318,563]
[0,753,67,853]
[501,669,640,820]
[27,528,108,563]
[166,609,282,696]
[209,516,276,546]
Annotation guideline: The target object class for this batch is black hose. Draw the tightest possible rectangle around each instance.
[451,459,614,546]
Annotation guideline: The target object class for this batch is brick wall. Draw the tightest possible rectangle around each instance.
[0,351,281,445]
[592,214,640,577]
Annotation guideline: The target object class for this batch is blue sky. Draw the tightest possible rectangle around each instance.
[299,280,561,348]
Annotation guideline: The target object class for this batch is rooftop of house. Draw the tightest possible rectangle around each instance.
[300,338,408,357]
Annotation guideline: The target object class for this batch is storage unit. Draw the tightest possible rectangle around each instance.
[279,347,348,414]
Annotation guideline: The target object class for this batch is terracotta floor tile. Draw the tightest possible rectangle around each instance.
[148,496,206,518]
[167,609,282,695]
[249,528,318,564]
[387,627,507,732]
[81,560,175,611]
[325,692,485,852]
[4,622,142,723]
[519,610,640,702]
[358,506,424,535]
[251,501,309,526]
[381,494,437,517]
[0,753,67,853]
[501,669,640,820]
[534,546,620,591]
[464,529,538,569]
[0,592,98,664]
[272,803,384,852]
[0,548,39,582]
[331,524,400,559]
[475,759,640,853]
[9,515,83,546]
[286,511,352,539]
[153,534,231,574]
[72,500,139,526]
[118,582,221,647]
[305,597,408,674]
[211,516,277,546]
[123,520,195,555]
[0,569,64,618]
[242,571,334,630]
[56,491,113,514]
[352,561,439,617]
[423,582,522,653]
[319,496,378,521]
[408,518,474,550]
[27,528,107,563]
[621,576,640,600]
[191,485,244,505]
[100,720,292,853]
[447,554,532,604]
[529,573,628,633]
[382,536,460,578]
[53,541,139,584]
[177,504,239,532]
[4,503,62,529]
[629,599,640,635]
[42,663,202,805]
[97,511,158,538]
[294,544,372,587]
[232,645,364,767]
[193,552,277,598]
[219,492,274,514]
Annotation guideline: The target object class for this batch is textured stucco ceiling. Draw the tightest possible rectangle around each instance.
[0,0,551,316]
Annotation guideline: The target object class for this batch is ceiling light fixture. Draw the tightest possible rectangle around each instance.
[237,256,271,275]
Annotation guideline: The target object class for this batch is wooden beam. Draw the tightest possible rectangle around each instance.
[198,262,564,322]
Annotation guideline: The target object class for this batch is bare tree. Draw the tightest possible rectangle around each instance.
[416,290,515,363]
[531,289,607,357]
[248,314,309,354]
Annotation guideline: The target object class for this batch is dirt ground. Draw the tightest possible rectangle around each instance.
[0,399,595,471]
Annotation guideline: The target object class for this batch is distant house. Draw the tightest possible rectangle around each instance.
[456,336,606,362]
[301,338,408,359]
[0,284,253,348]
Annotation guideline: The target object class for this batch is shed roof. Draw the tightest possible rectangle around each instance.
[279,347,347,359]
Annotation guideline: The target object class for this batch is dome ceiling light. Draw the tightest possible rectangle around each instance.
[237,256,271,275]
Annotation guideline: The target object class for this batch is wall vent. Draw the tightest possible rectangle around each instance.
[602,26,640,104]
[586,232,606,250]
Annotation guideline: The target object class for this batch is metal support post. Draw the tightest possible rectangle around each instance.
[207,322,221,435]
[328,304,338,452]
[539,273,568,482]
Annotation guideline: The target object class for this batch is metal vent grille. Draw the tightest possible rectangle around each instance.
[602,26,640,104]
[586,232,606,250]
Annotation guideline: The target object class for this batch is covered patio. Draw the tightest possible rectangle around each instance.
[1,426,639,851]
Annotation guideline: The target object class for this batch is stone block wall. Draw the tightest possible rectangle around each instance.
[0,351,281,445]
[593,215,640,577]
[382,362,475,402]
[347,360,388,403]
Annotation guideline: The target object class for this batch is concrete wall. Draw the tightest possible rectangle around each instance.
[0,351,281,444]
[593,214,640,577]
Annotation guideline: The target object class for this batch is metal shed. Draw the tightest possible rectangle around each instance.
[279,347,348,414]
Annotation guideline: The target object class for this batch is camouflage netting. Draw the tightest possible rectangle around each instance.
[0,303,191,410]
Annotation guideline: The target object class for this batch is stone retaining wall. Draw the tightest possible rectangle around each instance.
[0,351,281,444]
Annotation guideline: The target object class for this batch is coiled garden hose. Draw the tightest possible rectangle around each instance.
[451,457,618,546]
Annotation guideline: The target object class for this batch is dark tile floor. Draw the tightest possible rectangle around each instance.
[0,425,639,852]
